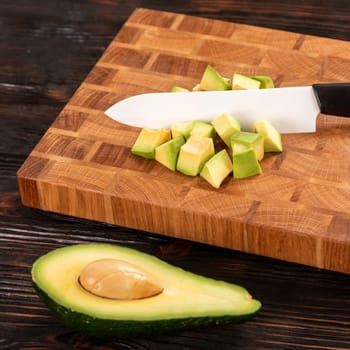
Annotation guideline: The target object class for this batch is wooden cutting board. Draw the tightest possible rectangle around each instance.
[17,8,350,274]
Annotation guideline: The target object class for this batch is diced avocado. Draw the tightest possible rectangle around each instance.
[232,73,261,90]
[233,148,262,179]
[192,83,202,91]
[200,149,233,188]
[177,135,215,176]
[131,128,171,159]
[254,120,283,152]
[250,75,275,89]
[190,121,216,139]
[171,86,190,92]
[211,113,241,147]
[199,65,231,91]
[171,120,195,140]
[31,244,261,339]
[155,135,185,171]
[231,131,264,161]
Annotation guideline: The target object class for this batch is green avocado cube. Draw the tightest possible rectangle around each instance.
[254,120,283,152]
[232,73,261,90]
[250,75,275,89]
[177,135,215,176]
[171,120,195,140]
[199,65,231,91]
[200,149,233,188]
[155,135,185,171]
[211,113,241,147]
[233,148,262,179]
[231,131,264,161]
[190,121,216,139]
[131,128,171,159]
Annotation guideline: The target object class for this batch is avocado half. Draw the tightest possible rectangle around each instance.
[31,243,261,339]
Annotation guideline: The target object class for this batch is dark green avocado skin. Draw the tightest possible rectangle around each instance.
[34,283,260,339]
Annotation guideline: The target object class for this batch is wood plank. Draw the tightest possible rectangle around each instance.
[17,8,350,274]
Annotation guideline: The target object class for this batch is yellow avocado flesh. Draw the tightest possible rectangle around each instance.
[155,135,185,171]
[254,120,283,152]
[32,244,261,321]
[177,135,215,176]
[211,113,241,147]
[200,149,233,188]
[232,73,261,90]
[131,128,171,159]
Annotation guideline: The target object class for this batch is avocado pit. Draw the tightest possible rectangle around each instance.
[79,258,163,300]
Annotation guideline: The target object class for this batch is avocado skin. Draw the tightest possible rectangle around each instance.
[33,283,259,339]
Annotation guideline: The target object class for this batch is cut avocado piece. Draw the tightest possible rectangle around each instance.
[200,149,233,188]
[232,73,261,90]
[190,121,216,139]
[177,135,215,176]
[155,135,185,171]
[171,86,190,92]
[171,120,195,140]
[31,243,261,339]
[211,113,241,147]
[231,131,264,161]
[233,147,262,179]
[131,128,171,159]
[254,120,283,152]
[200,65,231,91]
[250,75,275,89]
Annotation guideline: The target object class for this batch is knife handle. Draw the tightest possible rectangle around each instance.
[312,83,350,117]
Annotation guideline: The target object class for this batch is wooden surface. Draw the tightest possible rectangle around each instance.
[2,1,350,349]
[17,7,350,274]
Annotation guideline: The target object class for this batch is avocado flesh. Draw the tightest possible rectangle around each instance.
[211,113,241,147]
[32,244,261,339]
[131,128,171,159]
[254,120,283,152]
[200,65,231,91]
[232,73,261,90]
[171,120,195,140]
[190,121,216,139]
[233,147,262,179]
[200,149,233,188]
[250,75,275,89]
[155,135,185,171]
[176,135,215,176]
[231,131,264,161]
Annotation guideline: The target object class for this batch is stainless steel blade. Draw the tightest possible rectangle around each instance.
[105,86,320,133]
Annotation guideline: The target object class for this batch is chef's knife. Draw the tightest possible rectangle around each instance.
[105,83,350,133]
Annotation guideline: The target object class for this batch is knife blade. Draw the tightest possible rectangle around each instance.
[105,83,350,133]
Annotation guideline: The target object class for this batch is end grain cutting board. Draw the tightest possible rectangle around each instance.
[17,8,350,274]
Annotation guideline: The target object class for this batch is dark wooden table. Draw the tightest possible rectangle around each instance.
[1,1,350,349]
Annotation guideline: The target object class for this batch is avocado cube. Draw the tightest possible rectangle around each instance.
[232,73,261,90]
[211,113,241,147]
[254,120,283,152]
[250,75,275,89]
[231,131,264,161]
[200,149,233,188]
[233,148,262,179]
[171,120,195,140]
[177,135,215,176]
[199,65,231,91]
[190,121,216,139]
[155,135,185,171]
[171,86,190,92]
[131,128,171,159]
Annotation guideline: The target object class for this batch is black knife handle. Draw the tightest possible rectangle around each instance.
[312,83,350,117]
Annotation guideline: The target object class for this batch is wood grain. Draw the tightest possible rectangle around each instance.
[17,8,350,274]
